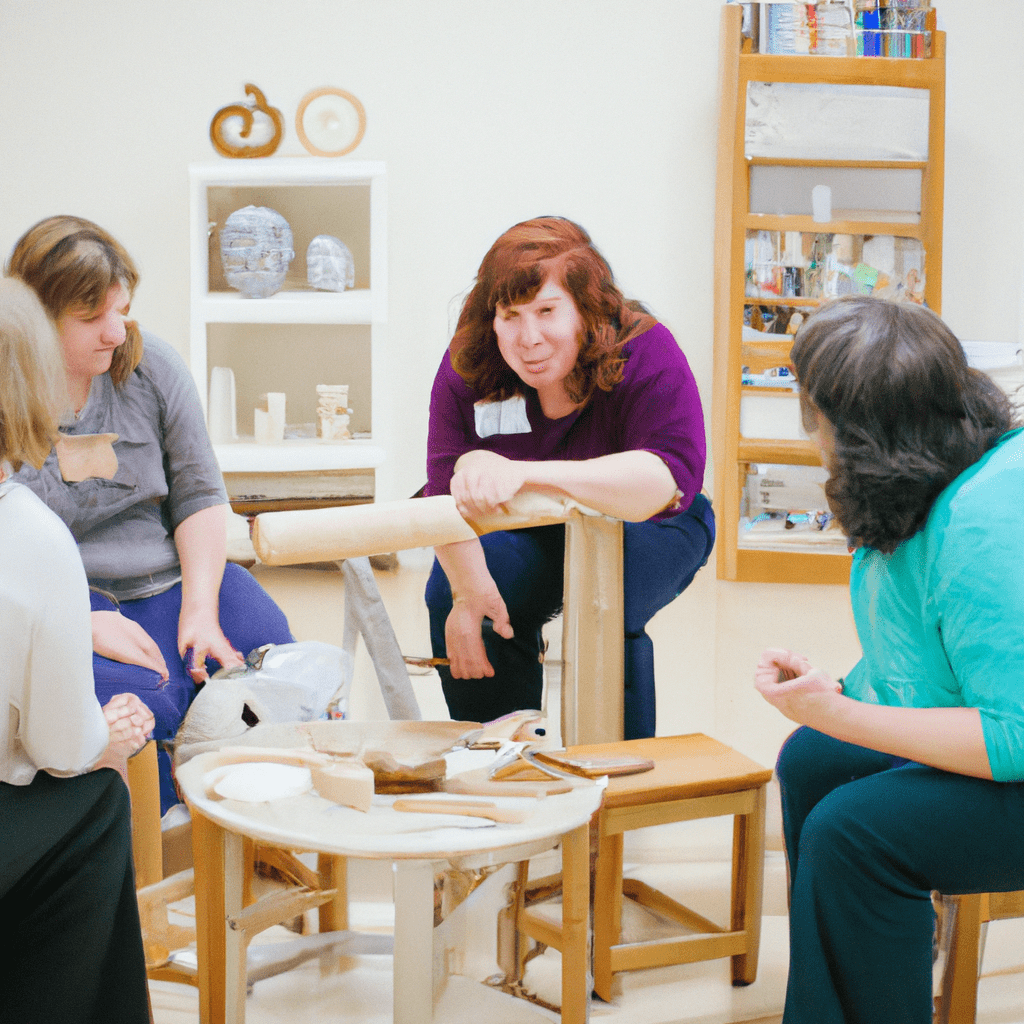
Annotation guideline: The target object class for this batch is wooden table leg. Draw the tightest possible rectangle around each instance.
[392,860,437,1024]
[731,785,766,986]
[192,810,227,1024]
[592,826,622,1002]
[560,822,591,1024]
[222,831,248,1023]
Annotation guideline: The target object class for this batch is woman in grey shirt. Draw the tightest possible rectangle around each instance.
[8,216,294,812]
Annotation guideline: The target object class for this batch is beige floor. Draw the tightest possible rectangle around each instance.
[150,560,1024,1024]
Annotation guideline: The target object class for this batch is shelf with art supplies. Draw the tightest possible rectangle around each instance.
[745,231,925,304]
[735,1,935,60]
[739,461,849,556]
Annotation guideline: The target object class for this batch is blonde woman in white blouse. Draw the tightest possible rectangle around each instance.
[0,277,154,1024]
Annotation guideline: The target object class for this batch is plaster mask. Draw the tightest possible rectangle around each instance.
[220,205,295,298]
[306,234,355,292]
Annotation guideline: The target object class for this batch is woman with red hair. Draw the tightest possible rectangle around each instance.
[424,217,713,737]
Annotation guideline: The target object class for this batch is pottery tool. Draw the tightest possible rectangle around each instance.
[391,799,529,824]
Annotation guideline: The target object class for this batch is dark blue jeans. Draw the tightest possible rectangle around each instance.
[425,494,714,738]
[90,562,294,812]
[777,726,1024,1024]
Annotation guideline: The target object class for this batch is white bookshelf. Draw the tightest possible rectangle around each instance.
[189,158,388,505]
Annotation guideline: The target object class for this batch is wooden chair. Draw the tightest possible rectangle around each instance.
[933,889,1024,1024]
[509,733,773,1002]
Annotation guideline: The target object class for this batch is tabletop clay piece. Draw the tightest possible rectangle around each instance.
[220,205,295,298]
[306,235,354,292]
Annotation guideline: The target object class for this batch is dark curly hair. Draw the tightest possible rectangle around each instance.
[791,295,1017,553]
[450,217,656,405]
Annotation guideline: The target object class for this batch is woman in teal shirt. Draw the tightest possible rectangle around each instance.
[755,295,1024,1024]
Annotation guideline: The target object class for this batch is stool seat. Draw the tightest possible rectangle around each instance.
[514,733,772,1004]
[577,734,773,809]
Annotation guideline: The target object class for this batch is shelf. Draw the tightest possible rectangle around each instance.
[198,288,374,325]
[744,296,818,308]
[738,439,820,466]
[189,158,385,187]
[740,52,943,89]
[213,439,386,474]
[748,157,928,170]
[743,214,922,237]
[734,547,851,586]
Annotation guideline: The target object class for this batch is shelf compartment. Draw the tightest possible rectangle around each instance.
[750,163,921,220]
[206,322,372,437]
[745,229,924,302]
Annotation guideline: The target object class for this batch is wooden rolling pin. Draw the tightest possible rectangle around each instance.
[391,799,529,824]
[252,492,593,565]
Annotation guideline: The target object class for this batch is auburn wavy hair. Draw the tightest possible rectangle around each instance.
[791,295,1016,553]
[6,215,143,387]
[450,217,656,405]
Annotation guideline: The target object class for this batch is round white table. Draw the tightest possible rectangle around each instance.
[176,742,602,1024]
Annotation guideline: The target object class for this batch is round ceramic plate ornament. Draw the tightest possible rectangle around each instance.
[296,87,366,157]
[213,762,313,802]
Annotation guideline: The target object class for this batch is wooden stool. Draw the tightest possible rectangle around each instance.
[516,733,773,1001]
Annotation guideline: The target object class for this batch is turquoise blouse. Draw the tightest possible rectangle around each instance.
[844,428,1024,781]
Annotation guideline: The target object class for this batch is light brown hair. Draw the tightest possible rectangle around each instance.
[0,277,67,470]
[450,217,656,405]
[6,215,143,386]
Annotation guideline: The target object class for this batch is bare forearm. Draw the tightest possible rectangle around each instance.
[510,451,678,521]
[174,504,228,616]
[434,537,495,599]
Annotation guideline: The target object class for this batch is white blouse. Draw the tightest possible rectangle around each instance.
[0,480,107,784]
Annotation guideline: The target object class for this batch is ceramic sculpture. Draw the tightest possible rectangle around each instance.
[316,384,351,440]
[254,392,286,444]
[220,205,295,298]
[306,235,354,292]
[209,84,284,159]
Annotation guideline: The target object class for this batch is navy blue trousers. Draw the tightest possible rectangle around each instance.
[425,494,714,738]
[777,726,1024,1024]
[0,769,150,1024]
[90,562,294,812]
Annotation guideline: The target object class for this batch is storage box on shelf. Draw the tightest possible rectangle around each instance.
[189,159,388,512]
[712,1,944,584]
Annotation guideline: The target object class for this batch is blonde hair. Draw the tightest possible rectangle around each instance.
[6,215,143,386]
[0,277,67,470]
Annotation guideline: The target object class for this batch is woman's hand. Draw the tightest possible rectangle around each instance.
[754,647,844,726]
[92,692,156,780]
[450,451,528,519]
[173,504,244,683]
[178,609,243,684]
[445,586,514,679]
[433,537,515,679]
[92,610,169,680]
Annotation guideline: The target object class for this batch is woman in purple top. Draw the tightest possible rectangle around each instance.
[424,217,714,737]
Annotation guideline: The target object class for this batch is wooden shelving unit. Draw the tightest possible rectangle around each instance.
[712,2,945,584]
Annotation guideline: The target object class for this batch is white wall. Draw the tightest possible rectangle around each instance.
[2,0,1021,767]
